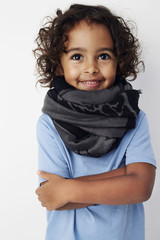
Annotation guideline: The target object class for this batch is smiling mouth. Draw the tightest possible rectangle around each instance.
[80,80,104,88]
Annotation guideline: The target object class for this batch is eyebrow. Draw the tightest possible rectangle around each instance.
[64,47,115,54]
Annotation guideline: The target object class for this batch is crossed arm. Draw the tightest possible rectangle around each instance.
[36,163,155,211]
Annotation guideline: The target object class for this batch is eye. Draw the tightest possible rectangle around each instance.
[98,53,110,60]
[71,54,83,60]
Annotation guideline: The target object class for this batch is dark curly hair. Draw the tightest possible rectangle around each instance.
[33,4,144,88]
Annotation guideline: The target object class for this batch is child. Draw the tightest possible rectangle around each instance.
[34,4,156,240]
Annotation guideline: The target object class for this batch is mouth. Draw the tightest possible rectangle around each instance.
[79,79,104,89]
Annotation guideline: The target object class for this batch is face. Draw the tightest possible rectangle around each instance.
[60,21,118,91]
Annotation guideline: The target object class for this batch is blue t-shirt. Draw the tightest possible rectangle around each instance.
[37,110,156,240]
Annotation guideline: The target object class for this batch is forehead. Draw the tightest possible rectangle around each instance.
[64,20,114,49]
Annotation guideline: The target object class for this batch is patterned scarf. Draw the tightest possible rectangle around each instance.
[42,76,141,157]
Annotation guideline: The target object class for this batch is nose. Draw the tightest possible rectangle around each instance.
[83,59,99,74]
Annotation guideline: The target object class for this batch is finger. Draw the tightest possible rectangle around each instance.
[46,206,53,211]
[40,181,47,186]
[37,195,46,207]
[35,188,40,196]
[41,201,47,208]
[37,170,51,181]
[38,195,43,202]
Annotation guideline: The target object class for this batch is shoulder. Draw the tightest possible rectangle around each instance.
[36,113,71,179]
[36,113,66,151]
[135,110,146,128]
[37,113,53,130]
[125,110,156,167]
[36,113,59,139]
[126,110,149,141]
[36,113,70,155]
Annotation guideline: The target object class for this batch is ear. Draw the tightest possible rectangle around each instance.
[56,64,64,76]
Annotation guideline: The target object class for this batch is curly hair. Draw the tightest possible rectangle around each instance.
[33,4,144,88]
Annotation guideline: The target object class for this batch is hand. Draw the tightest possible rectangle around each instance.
[36,171,69,211]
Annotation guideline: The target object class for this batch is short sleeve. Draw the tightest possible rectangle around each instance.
[36,114,70,185]
[125,112,156,167]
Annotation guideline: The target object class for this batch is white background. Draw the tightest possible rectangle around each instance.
[0,0,159,239]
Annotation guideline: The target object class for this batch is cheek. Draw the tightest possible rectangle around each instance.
[102,66,117,78]
[65,66,80,78]
[108,63,117,77]
[63,69,78,85]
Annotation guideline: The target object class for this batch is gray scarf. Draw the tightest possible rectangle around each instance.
[42,76,140,157]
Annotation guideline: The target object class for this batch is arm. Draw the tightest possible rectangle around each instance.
[36,163,155,211]
[68,162,155,205]
[39,166,126,210]
[56,166,126,210]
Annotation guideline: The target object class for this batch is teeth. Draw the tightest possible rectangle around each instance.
[84,81,99,84]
